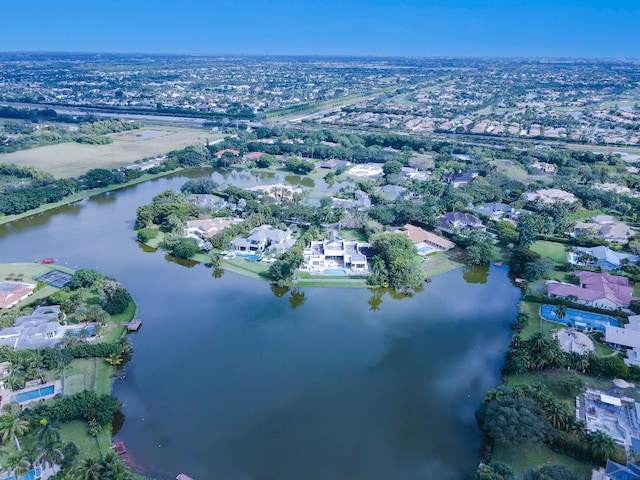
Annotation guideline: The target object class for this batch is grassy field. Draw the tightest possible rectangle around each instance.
[222,257,271,280]
[0,127,221,177]
[492,445,596,479]
[0,262,73,308]
[530,240,569,266]
[422,249,464,277]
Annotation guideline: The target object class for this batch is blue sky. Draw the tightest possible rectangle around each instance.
[1,0,638,57]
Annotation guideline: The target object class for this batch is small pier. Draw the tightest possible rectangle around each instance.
[121,319,142,332]
[112,441,127,455]
[177,474,194,480]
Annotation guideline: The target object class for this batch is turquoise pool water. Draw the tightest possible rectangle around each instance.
[5,467,41,480]
[14,385,55,403]
[418,245,435,254]
[72,325,96,335]
[236,253,260,261]
[323,269,347,275]
[540,304,620,332]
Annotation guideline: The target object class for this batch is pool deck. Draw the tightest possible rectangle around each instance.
[0,379,61,409]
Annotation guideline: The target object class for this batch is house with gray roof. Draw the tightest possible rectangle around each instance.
[378,184,406,200]
[441,170,478,188]
[0,305,63,350]
[473,202,521,221]
[569,246,638,271]
[573,215,635,243]
[301,232,368,273]
[438,212,485,235]
[231,225,294,254]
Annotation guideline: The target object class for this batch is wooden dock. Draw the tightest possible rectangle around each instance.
[112,441,126,455]
[121,319,142,332]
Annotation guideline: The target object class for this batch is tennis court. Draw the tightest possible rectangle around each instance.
[35,269,73,288]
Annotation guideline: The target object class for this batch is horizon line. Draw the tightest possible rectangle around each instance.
[0,51,638,62]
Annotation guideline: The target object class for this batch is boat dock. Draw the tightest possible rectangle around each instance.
[121,319,142,332]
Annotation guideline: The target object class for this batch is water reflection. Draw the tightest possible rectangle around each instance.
[212,268,225,279]
[163,254,198,268]
[367,289,384,311]
[137,242,157,253]
[288,288,306,309]
[270,284,290,298]
[0,172,521,480]
[462,264,489,284]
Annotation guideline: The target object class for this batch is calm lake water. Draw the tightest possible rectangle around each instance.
[0,172,521,480]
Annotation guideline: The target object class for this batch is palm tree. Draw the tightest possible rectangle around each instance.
[106,353,123,373]
[61,329,80,348]
[75,457,104,480]
[370,255,385,276]
[0,406,29,449]
[74,306,88,323]
[35,436,64,469]
[555,305,567,321]
[100,450,131,479]
[6,450,32,478]
[36,418,60,443]
[86,305,108,324]
[588,430,618,463]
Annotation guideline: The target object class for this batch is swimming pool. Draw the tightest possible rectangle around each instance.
[5,467,41,480]
[323,269,347,275]
[13,385,55,403]
[418,245,435,254]
[72,325,96,335]
[540,304,620,332]
[236,253,260,261]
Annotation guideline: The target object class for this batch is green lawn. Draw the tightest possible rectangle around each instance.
[492,445,596,479]
[64,358,113,396]
[339,229,368,242]
[63,372,87,395]
[423,249,464,277]
[222,257,271,280]
[531,241,569,266]
[103,300,136,342]
[59,420,111,460]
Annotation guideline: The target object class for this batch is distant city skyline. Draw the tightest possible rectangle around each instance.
[1,0,638,58]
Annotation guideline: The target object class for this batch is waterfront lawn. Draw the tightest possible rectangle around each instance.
[103,300,136,342]
[59,420,111,460]
[422,249,464,276]
[64,358,113,396]
[222,257,271,280]
[530,240,569,267]
[518,300,557,339]
[507,370,579,403]
[492,444,596,479]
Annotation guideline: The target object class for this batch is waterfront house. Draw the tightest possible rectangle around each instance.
[184,194,228,211]
[569,246,638,271]
[317,159,351,170]
[185,217,243,239]
[231,225,295,254]
[302,232,368,273]
[396,224,455,251]
[546,271,634,310]
[0,306,62,349]
[213,149,240,158]
[0,282,35,310]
